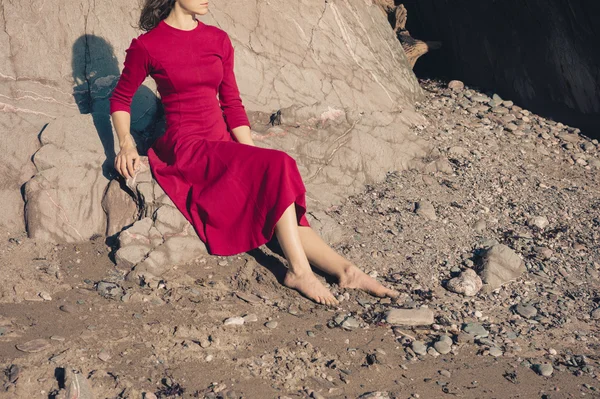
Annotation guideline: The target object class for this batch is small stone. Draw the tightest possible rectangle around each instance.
[415,201,437,221]
[515,303,538,319]
[489,347,503,357]
[590,308,600,320]
[385,308,434,326]
[223,316,245,326]
[433,336,452,355]
[39,291,52,301]
[446,269,483,296]
[144,393,158,399]
[235,292,262,304]
[439,370,451,378]
[16,339,51,353]
[411,341,427,356]
[534,363,553,377]
[462,323,489,338]
[205,354,214,362]
[528,216,549,229]
[473,219,486,233]
[448,80,465,91]
[341,316,360,330]
[242,313,258,323]
[59,304,77,313]
[265,321,278,329]
[98,350,111,362]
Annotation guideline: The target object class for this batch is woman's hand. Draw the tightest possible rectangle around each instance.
[114,134,140,179]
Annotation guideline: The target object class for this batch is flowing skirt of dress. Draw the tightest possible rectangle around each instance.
[148,137,311,256]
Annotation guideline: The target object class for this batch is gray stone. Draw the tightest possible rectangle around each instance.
[515,303,538,319]
[411,341,427,356]
[533,363,553,377]
[590,308,600,320]
[433,335,452,354]
[385,308,434,326]
[462,323,489,338]
[489,347,503,357]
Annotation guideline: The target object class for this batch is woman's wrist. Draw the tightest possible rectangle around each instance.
[119,133,136,149]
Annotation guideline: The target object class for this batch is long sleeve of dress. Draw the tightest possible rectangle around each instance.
[218,33,251,130]
[109,38,151,114]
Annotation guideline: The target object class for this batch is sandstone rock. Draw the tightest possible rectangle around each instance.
[385,308,434,326]
[479,244,525,291]
[446,269,483,296]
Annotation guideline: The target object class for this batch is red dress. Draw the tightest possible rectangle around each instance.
[110,18,310,256]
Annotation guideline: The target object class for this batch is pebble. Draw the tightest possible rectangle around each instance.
[439,369,452,378]
[16,339,51,353]
[385,308,434,326]
[446,269,483,296]
[39,291,52,301]
[265,321,278,329]
[528,216,549,229]
[242,313,258,323]
[433,335,452,355]
[534,363,554,377]
[448,80,464,91]
[411,341,427,356]
[462,323,489,338]
[415,201,437,221]
[591,308,600,320]
[489,347,503,357]
[97,350,111,362]
[515,303,538,319]
[59,304,77,313]
[223,316,245,326]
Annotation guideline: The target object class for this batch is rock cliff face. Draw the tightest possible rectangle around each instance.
[2,1,430,250]
[402,0,600,138]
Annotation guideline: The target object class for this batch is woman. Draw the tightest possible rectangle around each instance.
[110,0,398,305]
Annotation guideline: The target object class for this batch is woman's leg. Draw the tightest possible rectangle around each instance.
[275,203,339,306]
[297,226,399,298]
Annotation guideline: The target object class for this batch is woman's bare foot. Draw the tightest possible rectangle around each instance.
[338,264,399,298]
[283,270,339,306]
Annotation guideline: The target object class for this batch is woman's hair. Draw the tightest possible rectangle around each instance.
[139,0,176,31]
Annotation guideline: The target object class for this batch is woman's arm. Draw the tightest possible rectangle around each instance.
[109,38,151,178]
[231,125,254,146]
[218,33,253,145]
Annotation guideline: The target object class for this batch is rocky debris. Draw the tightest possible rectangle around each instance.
[591,308,600,320]
[479,244,525,291]
[385,308,434,326]
[446,269,482,296]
